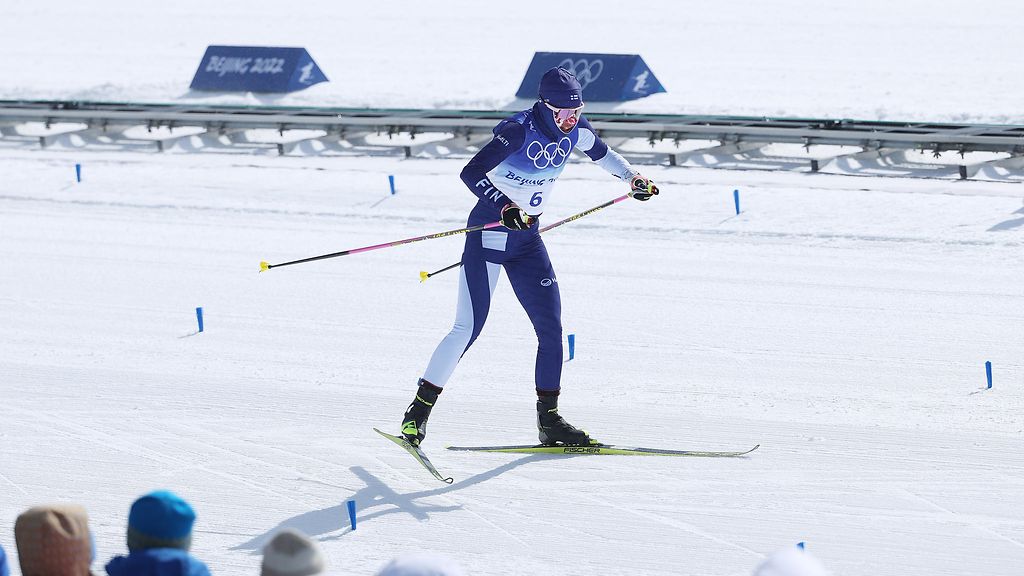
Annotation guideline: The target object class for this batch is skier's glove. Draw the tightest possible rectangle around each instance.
[500,203,534,230]
[630,175,660,201]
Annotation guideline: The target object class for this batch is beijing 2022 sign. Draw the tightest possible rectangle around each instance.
[190,46,328,93]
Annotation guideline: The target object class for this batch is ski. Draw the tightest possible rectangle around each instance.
[374,427,454,484]
[446,443,759,457]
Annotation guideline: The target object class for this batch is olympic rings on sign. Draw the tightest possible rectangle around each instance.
[559,58,604,90]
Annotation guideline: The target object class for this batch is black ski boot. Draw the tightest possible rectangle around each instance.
[537,392,595,446]
[401,379,442,446]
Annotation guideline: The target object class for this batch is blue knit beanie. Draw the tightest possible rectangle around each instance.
[0,543,10,576]
[538,67,583,108]
[127,490,196,551]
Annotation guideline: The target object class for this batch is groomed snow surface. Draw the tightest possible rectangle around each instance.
[1,149,1022,575]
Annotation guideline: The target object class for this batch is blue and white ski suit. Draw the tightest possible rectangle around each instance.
[422,101,636,393]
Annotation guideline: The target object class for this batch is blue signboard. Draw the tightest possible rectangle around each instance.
[516,52,665,102]
[190,46,328,93]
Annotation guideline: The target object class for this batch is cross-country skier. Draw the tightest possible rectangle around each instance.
[401,66,659,447]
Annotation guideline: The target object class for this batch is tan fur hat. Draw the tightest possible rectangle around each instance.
[14,504,93,576]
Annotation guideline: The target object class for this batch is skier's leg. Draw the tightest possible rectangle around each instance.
[403,225,504,445]
[421,236,502,387]
[503,236,563,393]
[504,236,593,445]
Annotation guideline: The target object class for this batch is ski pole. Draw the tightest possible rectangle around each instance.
[419,192,634,282]
[260,220,503,272]
[419,261,462,282]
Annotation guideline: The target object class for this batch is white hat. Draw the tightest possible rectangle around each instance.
[753,546,830,576]
[261,528,325,576]
[376,552,466,576]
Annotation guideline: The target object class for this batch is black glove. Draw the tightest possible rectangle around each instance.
[630,175,660,201]
[500,203,533,230]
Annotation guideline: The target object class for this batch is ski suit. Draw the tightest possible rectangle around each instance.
[421,101,636,393]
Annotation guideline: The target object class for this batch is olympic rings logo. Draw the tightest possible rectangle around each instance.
[559,58,604,90]
[526,138,572,169]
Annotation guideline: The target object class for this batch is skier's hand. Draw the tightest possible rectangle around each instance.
[630,175,659,201]
[500,203,534,230]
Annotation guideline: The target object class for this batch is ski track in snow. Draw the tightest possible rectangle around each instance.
[0,148,1022,575]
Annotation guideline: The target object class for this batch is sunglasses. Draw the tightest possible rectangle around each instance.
[544,101,584,125]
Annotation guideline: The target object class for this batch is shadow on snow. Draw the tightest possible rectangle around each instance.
[231,453,557,552]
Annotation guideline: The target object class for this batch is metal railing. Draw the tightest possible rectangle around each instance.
[2,99,1023,179]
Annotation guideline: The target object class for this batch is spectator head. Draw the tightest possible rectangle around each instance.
[260,528,325,576]
[753,546,830,576]
[14,504,92,576]
[376,552,465,576]
[0,542,10,576]
[127,490,196,552]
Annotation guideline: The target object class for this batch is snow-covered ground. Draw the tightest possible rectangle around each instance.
[2,1,1024,575]
[2,0,1023,123]
[1,149,1021,575]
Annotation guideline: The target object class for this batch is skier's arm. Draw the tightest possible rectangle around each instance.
[575,117,635,180]
[576,117,659,201]
[460,122,527,207]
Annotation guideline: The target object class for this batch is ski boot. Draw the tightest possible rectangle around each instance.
[537,393,596,446]
[401,379,442,446]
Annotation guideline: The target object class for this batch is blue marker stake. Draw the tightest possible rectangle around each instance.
[388,174,396,195]
[797,541,805,550]
[567,333,575,361]
[986,361,992,389]
[733,189,740,215]
[196,307,204,333]
[75,163,82,183]
[347,500,357,530]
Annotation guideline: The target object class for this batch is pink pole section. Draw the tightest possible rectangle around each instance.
[261,221,503,271]
[419,192,634,283]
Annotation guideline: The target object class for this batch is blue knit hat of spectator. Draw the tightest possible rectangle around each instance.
[127,490,196,552]
[538,67,583,108]
[0,542,10,576]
